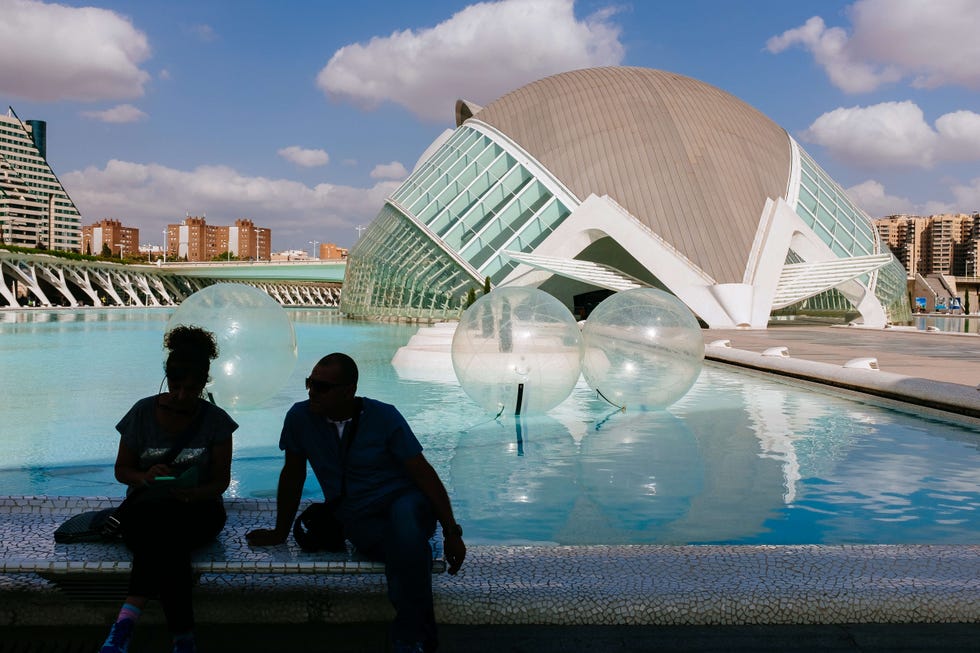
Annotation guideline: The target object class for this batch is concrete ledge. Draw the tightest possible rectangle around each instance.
[705,343,980,420]
[3,542,978,627]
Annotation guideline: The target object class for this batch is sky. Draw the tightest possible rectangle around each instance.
[1,0,979,253]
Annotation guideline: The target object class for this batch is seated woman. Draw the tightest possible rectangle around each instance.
[100,325,237,653]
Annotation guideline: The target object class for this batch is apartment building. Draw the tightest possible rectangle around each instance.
[166,215,272,262]
[0,107,82,251]
[875,213,980,277]
[81,219,140,257]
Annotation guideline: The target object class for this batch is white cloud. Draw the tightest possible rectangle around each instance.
[846,179,967,217]
[187,23,217,43]
[847,0,980,90]
[61,160,396,249]
[370,161,408,180]
[767,0,980,93]
[317,0,624,121]
[278,146,329,167]
[766,16,900,93]
[81,104,148,124]
[934,111,980,161]
[0,0,151,102]
[800,101,980,169]
[845,180,914,217]
[950,178,980,213]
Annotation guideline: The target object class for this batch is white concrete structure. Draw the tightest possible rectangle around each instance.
[342,67,910,328]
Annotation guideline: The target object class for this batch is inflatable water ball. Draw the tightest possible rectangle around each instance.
[581,288,703,410]
[165,283,297,408]
[452,286,581,415]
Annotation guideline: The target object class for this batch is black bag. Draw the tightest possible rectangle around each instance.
[293,500,345,552]
[53,507,119,543]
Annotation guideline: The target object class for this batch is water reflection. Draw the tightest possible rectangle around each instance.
[2,309,979,544]
[914,315,979,334]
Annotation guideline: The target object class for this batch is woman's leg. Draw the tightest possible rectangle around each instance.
[122,499,225,635]
[157,500,226,636]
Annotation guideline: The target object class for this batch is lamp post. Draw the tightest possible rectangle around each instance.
[117,243,125,260]
[309,239,319,260]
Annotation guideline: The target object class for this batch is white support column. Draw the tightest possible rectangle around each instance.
[89,269,126,306]
[112,271,144,306]
[0,262,21,306]
[148,276,175,305]
[133,275,160,306]
[35,263,79,307]
[63,267,104,306]
[3,261,52,306]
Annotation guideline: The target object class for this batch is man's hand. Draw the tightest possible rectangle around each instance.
[245,528,288,546]
[444,532,466,575]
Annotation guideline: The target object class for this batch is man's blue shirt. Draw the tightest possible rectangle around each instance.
[279,396,423,521]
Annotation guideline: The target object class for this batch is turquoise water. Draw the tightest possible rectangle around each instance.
[1,308,979,545]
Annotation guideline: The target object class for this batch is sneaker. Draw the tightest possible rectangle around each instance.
[99,617,135,653]
[172,634,197,653]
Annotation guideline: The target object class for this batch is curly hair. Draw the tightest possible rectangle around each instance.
[164,325,219,383]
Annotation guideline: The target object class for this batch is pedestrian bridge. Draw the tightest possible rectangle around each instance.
[0,251,345,308]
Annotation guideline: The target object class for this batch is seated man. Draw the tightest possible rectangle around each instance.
[246,352,466,653]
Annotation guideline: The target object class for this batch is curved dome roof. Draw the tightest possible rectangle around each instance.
[466,67,793,284]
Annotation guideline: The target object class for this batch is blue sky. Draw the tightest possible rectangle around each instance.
[2,0,978,252]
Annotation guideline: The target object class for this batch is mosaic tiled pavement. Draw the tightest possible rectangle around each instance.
[1,496,978,628]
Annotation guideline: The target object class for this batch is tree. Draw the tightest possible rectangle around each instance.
[101,243,112,257]
[483,276,491,296]
[464,287,477,308]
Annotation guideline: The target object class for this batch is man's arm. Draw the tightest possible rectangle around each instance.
[404,453,466,574]
[245,450,307,545]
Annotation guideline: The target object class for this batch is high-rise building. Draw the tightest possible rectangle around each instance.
[0,107,82,251]
[875,213,980,277]
[342,67,909,328]
[81,219,139,257]
[165,215,271,261]
[229,218,271,261]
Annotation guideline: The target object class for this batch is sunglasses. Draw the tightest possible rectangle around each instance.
[305,377,351,393]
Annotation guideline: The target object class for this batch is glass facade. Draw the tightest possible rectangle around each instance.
[342,124,910,325]
[342,125,572,320]
[787,147,911,323]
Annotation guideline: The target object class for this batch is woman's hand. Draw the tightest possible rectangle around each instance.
[143,463,173,484]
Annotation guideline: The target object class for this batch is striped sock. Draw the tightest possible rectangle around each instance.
[117,603,142,623]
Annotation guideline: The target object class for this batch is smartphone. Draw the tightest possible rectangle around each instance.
[153,476,176,482]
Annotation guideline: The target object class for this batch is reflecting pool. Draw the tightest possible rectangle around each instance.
[1,308,978,545]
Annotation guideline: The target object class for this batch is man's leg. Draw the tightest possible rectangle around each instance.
[346,491,437,650]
